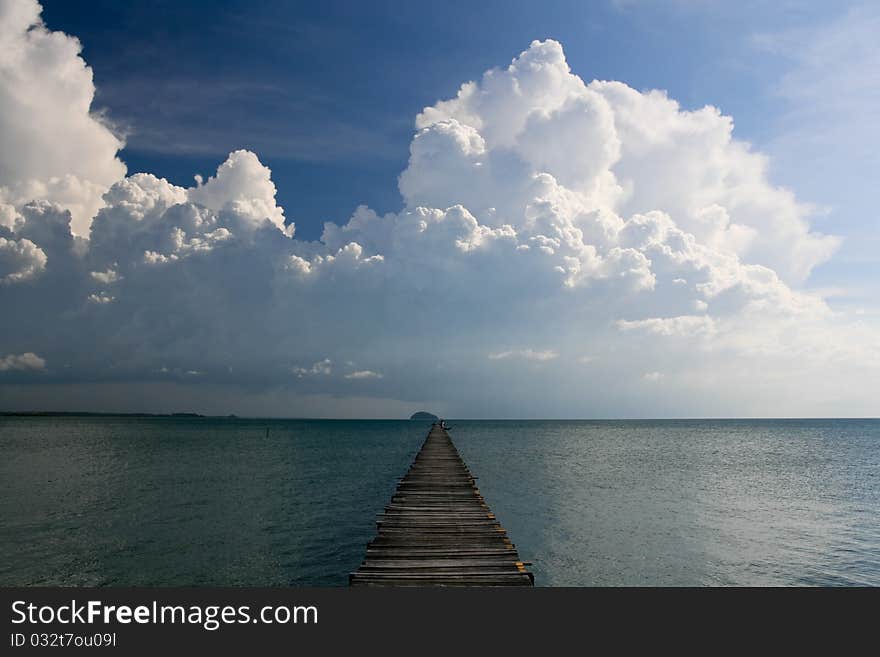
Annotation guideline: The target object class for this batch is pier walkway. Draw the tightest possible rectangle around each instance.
[350,423,534,586]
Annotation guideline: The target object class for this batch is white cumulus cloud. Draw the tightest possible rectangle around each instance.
[344,370,383,380]
[0,235,46,283]
[0,352,45,371]
[0,17,877,417]
[0,0,126,235]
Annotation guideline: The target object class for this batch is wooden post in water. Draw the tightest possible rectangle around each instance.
[349,422,534,586]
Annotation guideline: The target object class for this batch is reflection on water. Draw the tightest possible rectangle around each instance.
[454,419,880,586]
[1,417,878,586]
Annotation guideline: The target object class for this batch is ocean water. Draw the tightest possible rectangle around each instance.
[0,417,878,586]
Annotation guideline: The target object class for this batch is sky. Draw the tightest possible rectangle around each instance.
[0,0,878,417]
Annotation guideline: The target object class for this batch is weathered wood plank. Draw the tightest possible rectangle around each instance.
[349,423,534,587]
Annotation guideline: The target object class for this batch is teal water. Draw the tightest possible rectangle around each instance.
[1,417,878,586]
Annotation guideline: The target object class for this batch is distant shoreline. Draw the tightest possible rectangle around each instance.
[0,411,207,418]
[1,412,878,421]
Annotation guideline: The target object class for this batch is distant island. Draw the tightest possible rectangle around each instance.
[410,411,439,421]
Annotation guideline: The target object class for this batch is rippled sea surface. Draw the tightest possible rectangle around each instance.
[1,417,878,586]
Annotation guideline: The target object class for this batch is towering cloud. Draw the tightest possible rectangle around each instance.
[0,7,876,417]
[0,0,125,235]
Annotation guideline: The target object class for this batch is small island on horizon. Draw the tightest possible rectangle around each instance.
[410,411,439,421]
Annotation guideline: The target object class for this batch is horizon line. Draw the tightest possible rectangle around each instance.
[2,411,879,421]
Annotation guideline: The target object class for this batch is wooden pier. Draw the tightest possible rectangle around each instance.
[350,423,534,587]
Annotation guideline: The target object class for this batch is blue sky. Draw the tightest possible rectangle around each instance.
[33,4,857,215]
[1,0,877,416]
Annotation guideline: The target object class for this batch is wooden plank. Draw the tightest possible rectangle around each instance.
[350,422,534,587]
